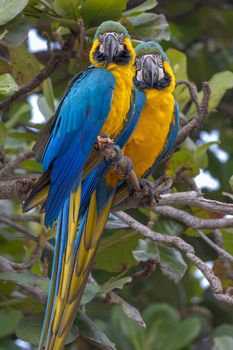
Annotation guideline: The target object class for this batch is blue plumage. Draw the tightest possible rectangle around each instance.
[41,68,116,227]
[79,89,146,215]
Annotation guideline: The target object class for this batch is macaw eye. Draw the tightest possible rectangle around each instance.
[118,33,124,44]
[99,34,104,43]
[135,58,141,70]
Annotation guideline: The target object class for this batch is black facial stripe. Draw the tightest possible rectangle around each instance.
[93,45,131,65]
[134,71,171,90]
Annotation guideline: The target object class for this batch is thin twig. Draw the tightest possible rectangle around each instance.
[175,82,211,147]
[0,215,54,252]
[176,79,200,112]
[0,150,35,180]
[196,229,233,263]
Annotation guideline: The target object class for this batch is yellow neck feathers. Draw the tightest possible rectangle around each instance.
[89,38,136,69]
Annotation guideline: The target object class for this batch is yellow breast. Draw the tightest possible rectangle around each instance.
[105,83,175,187]
[101,64,134,140]
[123,88,175,177]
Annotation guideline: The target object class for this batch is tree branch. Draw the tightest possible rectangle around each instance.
[0,174,40,199]
[175,81,211,148]
[154,205,233,229]
[0,150,35,180]
[114,211,233,305]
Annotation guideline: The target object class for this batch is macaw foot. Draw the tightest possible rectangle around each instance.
[96,134,114,150]
[132,178,157,207]
[114,155,133,177]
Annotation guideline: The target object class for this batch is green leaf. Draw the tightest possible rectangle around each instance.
[5,103,30,129]
[21,159,42,172]
[9,44,41,85]
[16,315,78,345]
[0,56,9,74]
[166,149,200,177]
[213,324,233,338]
[0,0,29,26]
[81,282,100,305]
[98,277,132,295]
[0,271,50,294]
[155,316,201,350]
[187,71,233,119]
[167,48,190,110]
[123,0,157,16]
[109,293,146,328]
[0,309,22,338]
[229,175,233,192]
[0,338,21,349]
[0,73,18,97]
[0,14,29,47]
[77,310,117,350]
[0,122,7,145]
[53,0,81,20]
[37,95,53,120]
[42,77,55,113]
[143,303,179,325]
[127,13,170,41]
[132,238,159,262]
[159,244,187,283]
[212,336,233,350]
[80,0,126,27]
[193,141,220,168]
[95,229,141,272]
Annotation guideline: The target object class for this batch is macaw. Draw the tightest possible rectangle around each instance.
[113,41,179,204]
[45,41,179,349]
[22,21,142,350]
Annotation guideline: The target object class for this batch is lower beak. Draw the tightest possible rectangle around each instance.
[104,34,118,61]
[142,56,159,87]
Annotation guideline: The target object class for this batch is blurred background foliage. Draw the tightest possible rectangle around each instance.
[0,0,233,349]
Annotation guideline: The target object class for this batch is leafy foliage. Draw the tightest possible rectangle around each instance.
[0,0,233,349]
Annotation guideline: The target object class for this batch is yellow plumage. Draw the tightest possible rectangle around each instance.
[105,60,176,188]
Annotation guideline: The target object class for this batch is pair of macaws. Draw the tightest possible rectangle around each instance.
[23,20,179,350]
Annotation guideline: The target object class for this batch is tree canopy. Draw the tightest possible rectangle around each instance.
[0,1,233,349]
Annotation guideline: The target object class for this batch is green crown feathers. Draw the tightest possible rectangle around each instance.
[94,21,130,39]
[135,42,169,62]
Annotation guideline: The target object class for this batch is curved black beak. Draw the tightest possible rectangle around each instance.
[142,55,159,87]
[104,33,119,61]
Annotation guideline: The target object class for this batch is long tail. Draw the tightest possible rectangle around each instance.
[41,188,113,350]
[38,185,82,349]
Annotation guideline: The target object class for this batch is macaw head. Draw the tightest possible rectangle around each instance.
[90,21,135,67]
[134,41,175,91]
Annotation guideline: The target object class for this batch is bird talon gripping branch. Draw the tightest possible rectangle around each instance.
[114,155,133,176]
[131,178,157,207]
[95,135,114,150]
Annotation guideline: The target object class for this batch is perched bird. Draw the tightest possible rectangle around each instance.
[114,41,179,204]
[23,21,141,350]
[48,41,179,349]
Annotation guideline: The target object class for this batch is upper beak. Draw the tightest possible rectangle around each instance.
[104,34,118,61]
[142,56,159,87]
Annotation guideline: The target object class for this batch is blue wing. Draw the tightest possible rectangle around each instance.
[79,89,146,215]
[41,68,115,227]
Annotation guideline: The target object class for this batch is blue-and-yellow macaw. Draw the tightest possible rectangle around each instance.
[113,41,179,204]
[42,41,179,349]
[22,21,143,350]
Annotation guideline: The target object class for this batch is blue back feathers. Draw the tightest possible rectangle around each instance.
[42,67,116,227]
